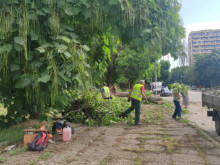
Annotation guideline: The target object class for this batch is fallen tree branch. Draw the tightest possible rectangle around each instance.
[110,85,164,104]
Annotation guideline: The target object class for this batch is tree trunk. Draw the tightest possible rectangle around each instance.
[110,85,164,104]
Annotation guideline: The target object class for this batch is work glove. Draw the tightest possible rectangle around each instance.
[145,98,149,104]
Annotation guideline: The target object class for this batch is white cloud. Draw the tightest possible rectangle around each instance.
[160,53,179,70]
[185,21,220,39]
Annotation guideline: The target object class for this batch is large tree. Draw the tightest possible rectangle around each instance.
[0,0,185,127]
[194,49,220,87]
[158,60,171,85]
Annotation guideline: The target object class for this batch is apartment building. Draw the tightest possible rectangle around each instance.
[188,29,220,65]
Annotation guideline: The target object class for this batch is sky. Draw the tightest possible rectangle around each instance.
[167,0,220,69]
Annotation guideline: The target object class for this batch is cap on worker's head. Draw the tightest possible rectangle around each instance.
[140,80,145,84]
[103,83,106,86]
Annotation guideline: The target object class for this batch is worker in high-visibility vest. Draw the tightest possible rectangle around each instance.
[172,82,182,119]
[119,80,148,125]
[101,83,111,100]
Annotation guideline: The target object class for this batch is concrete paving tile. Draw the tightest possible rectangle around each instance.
[171,153,204,164]
[205,155,220,165]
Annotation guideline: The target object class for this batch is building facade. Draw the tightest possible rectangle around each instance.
[188,29,220,65]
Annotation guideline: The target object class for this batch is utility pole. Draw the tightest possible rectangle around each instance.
[155,61,157,96]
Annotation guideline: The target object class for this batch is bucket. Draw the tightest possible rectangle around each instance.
[62,127,71,142]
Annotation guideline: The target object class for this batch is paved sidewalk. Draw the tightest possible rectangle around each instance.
[3,104,220,165]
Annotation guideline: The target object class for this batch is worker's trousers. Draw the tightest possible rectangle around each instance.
[121,99,141,125]
[173,100,182,118]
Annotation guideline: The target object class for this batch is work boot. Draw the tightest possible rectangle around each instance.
[119,113,126,118]
[172,115,176,119]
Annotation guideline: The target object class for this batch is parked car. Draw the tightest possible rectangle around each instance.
[191,86,197,90]
[152,86,162,94]
[160,87,172,97]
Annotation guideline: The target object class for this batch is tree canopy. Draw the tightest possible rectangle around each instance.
[0,0,185,127]
[194,49,220,87]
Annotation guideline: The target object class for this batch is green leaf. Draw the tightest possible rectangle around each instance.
[57,44,67,50]
[82,45,90,51]
[36,10,45,16]
[30,30,38,41]
[38,114,47,123]
[14,43,24,51]
[15,74,33,88]
[58,95,70,106]
[143,29,151,33]
[47,116,53,122]
[109,0,118,5]
[69,33,78,40]
[42,7,50,14]
[5,44,12,52]
[72,7,81,15]
[14,37,25,45]
[56,36,71,43]
[83,9,91,19]
[58,73,71,83]
[0,34,5,39]
[30,61,43,69]
[42,43,50,48]
[38,75,50,83]
[64,51,72,59]
[133,38,143,46]
[65,6,75,16]
[0,46,5,54]
[62,36,71,43]
[10,64,20,71]
[13,71,21,80]
[36,47,45,53]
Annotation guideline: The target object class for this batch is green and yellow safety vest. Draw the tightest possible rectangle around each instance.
[103,86,110,98]
[130,84,143,101]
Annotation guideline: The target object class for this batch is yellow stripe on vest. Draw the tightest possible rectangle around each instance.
[130,84,143,101]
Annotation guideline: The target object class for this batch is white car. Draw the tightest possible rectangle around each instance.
[152,86,162,94]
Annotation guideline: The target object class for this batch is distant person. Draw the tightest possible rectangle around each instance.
[172,83,182,119]
[119,80,148,125]
[181,85,190,108]
[101,83,110,100]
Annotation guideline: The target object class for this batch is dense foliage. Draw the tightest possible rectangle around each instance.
[169,49,220,87]
[194,49,220,87]
[0,0,185,127]
[62,90,130,126]
[158,60,171,85]
[169,66,187,84]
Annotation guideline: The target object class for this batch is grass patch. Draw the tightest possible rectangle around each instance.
[0,156,6,164]
[145,109,164,125]
[182,108,190,114]
[137,132,167,136]
[99,155,112,165]
[159,101,171,108]
[10,147,27,156]
[0,126,28,145]
[0,123,42,145]
[160,137,182,154]
[140,136,162,140]
[176,117,190,124]
[66,158,77,163]
[123,148,145,153]
[187,135,210,165]
[135,156,143,165]
[29,152,53,165]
